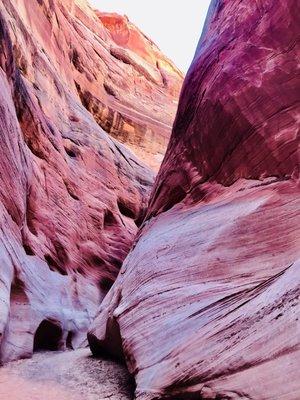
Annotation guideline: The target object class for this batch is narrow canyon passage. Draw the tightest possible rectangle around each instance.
[0,349,133,400]
[0,0,298,398]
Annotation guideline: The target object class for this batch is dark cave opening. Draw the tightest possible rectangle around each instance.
[33,320,63,351]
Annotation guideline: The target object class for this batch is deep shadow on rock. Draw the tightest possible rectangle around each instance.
[33,320,64,352]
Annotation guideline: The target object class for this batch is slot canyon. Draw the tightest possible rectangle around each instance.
[0,0,299,399]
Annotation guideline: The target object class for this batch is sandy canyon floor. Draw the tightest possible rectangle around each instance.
[0,349,133,400]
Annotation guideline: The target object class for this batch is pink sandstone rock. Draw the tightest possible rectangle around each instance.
[92,11,183,170]
[97,12,183,96]
[0,0,181,363]
[89,1,300,398]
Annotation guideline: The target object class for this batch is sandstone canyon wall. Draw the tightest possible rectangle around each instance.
[89,0,300,399]
[86,9,183,170]
[0,0,181,363]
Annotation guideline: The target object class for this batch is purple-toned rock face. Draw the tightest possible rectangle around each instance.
[89,1,300,399]
[0,0,182,363]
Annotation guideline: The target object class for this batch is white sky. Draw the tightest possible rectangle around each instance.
[89,1,211,72]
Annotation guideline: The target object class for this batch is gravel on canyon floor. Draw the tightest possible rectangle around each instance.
[0,349,134,400]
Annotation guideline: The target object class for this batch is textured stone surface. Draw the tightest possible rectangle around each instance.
[89,1,300,399]
[93,11,183,169]
[79,4,183,170]
[97,12,182,95]
[0,0,183,363]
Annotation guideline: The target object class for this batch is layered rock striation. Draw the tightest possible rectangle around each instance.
[89,1,300,399]
[77,1,182,170]
[0,0,181,363]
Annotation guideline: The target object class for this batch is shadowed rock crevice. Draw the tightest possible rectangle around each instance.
[99,277,115,292]
[44,254,68,276]
[22,241,35,256]
[88,316,125,363]
[104,209,118,229]
[117,199,137,220]
[70,48,84,73]
[66,331,74,350]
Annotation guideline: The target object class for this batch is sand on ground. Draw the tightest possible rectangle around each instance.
[0,349,133,400]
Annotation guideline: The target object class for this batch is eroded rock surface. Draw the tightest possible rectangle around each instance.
[0,0,182,363]
[78,2,183,170]
[89,1,300,399]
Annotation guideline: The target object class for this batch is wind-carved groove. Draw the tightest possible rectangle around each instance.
[1,12,48,161]
[13,73,49,160]
[13,43,28,76]
[70,48,84,73]
[44,254,67,275]
[117,199,136,220]
[44,241,69,276]
[74,81,148,150]
[64,147,77,158]
[104,209,118,229]
[103,81,118,98]
[64,180,80,201]
[25,193,38,237]
[23,243,35,256]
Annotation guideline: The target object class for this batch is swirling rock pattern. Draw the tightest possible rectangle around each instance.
[0,0,181,363]
[89,1,300,399]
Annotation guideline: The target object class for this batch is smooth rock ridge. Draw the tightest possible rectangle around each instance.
[89,1,300,399]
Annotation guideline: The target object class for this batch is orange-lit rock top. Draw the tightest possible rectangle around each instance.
[92,9,184,170]
[98,12,183,77]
